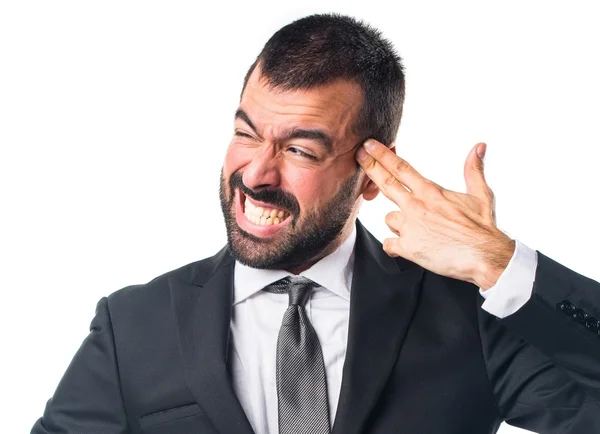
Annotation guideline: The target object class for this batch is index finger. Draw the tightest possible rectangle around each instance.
[356,142,412,207]
[360,139,427,194]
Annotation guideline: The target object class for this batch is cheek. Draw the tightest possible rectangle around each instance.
[223,143,252,175]
[294,163,357,210]
[286,173,335,211]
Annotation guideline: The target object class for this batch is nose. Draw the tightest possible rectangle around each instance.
[242,143,282,191]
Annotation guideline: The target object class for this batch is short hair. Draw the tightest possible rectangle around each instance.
[241,13,405,146]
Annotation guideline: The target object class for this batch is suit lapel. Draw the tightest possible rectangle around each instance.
[332,220,425,434]
[170,246,255,434]
[169,220,424,434]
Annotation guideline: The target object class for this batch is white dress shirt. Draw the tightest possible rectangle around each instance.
[229,226,537,434]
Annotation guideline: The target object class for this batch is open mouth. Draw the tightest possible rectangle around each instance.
[238,191,292,227]
[236,190,292,236]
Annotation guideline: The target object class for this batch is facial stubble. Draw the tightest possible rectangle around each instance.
[219,168,360,271]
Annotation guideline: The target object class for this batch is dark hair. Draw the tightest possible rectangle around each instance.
[241,13,405,145]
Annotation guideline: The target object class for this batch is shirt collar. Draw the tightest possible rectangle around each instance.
[233,225,356,304]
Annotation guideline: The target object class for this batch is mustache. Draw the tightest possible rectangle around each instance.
[229,172,300,216]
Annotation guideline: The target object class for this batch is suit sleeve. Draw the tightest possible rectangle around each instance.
[478,251,600,433]
[31,297,130,433]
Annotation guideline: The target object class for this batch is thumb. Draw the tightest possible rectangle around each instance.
[465,142,489,198]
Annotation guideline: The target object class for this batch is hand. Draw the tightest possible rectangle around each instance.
[356,139,515,290]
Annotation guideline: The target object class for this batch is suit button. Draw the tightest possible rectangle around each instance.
[585,317,599,332]
[558,300,575,315]
[573,309,587,323]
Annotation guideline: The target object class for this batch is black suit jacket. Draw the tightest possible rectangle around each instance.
[32,220,600,433]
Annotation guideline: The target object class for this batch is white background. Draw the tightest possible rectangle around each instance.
[2,1,599,433]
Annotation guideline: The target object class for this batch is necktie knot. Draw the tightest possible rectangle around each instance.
[263,276,320,307]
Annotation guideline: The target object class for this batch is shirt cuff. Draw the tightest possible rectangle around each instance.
[479,239,538,319]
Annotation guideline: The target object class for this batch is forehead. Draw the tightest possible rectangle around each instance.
[239,68,363,143]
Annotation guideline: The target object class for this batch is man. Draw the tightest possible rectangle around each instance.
[32,13,600,434]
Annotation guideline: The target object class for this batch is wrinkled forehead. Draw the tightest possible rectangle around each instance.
[238,68,364,147]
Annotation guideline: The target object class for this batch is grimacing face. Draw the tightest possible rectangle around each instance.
[219,67,380,273]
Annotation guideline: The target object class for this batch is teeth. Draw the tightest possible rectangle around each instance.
[244,197,290,225]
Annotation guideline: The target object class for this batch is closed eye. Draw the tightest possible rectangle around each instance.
[235,131,255,139]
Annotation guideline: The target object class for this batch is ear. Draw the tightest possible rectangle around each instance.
[361,177,380,201]
[360,142,395,201]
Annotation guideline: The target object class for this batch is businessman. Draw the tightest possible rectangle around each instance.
[32,13,600,434]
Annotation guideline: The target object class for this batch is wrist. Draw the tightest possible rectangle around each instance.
[475,235,516,291]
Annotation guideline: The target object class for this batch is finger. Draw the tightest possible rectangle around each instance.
[362,139,428,194]
[356,146,412,207]
[464,142,492,201]
[382,237,403,258]
[385,211,404,236]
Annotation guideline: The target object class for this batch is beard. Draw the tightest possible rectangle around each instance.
[219,168,360,270]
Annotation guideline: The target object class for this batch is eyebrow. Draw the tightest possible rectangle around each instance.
[234,108,333,154]
[281,128,332,154]
[234,109,258,133]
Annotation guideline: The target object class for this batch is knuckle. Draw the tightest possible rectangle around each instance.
[364,158,377,171]
[430,181,443,192]
[393,160,408,176]
[384,175,397,187]
[476,162,485,174]
[425,181,444,199]
[385,211,403,234]
[383,238,399,257]
[382,238,392,252]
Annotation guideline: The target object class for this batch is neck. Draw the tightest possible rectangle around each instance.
[284,217,356,275]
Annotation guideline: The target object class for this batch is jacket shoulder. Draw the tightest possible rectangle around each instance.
[106,245,230,308]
